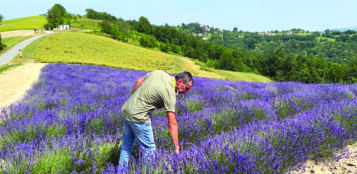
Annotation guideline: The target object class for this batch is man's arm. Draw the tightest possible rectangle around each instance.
[167,111,179,155]
[131,76,145,94]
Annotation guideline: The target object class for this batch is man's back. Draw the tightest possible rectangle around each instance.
[121,70,176,124]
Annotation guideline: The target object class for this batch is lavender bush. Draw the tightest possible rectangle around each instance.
[0,63,356,173]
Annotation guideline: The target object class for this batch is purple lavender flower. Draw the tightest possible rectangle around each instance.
[0,63,355,173]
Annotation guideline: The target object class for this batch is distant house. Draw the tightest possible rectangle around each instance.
[193,33,203,37]
[200,24,211,32]
[58,24,70,30]
[260,32,275,36]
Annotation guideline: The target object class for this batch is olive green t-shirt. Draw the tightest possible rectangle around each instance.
[121,70,176,124]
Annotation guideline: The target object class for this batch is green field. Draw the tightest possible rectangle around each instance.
[2,36,29,47]
[35,32,176,71]
[32,32,270,81]
[0,16,47,32]
[70,18,102,31]
[214,70,271,82]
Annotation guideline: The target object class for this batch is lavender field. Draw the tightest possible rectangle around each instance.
[0,63,356,174]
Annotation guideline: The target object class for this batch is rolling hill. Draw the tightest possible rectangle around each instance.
[32,32,270,82]
[0,16,270,82]
[0,16,47,32]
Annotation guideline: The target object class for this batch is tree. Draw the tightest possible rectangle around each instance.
[182,44,197,58]
[329,63,346,83]
[217,51,234,70]
[347,57,357,82]
[100,20,114,34]
[233,27,238,32]
[48,4,66,19]
[45,4,67,29]
[139,35,156,48]
[85,9,98,19]
[0,34,5,51]
[137,16,151,34]
[0,15,4,51]
[243,33,262,49]
[85,9,117,21]
[160,43,169,52]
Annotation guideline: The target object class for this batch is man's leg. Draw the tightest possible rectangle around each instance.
[129,122,156,159]
[118,117,135,168]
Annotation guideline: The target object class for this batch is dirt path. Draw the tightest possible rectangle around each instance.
[288,143,357,174]
[0,63,46,109]
[0,30,38,39]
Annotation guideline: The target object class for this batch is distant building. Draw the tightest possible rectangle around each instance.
[58,24,70,30]
[193,33,203,37]
[200,24,211,32]
[260,31,276,36]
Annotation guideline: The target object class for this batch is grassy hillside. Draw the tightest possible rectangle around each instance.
[214,70,270,82]
[176,57,270,82]
[70,18,102,30]
[2,36,29,47]
[33,32,270,82]
[35,32,176,71]
[0,16,47,32]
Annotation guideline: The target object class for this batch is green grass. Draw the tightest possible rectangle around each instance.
[70,18,102,31]
[0,63,21,73]
[35,32,176,71]
[23,35,48,60]
[214,70,271,82]
[2,36,29,47]
[0,16,47,32]
[317,37,336,42]
[31,149,72,173]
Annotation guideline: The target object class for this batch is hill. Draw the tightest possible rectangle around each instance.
[32,32,270,82]
[0,16,47,32]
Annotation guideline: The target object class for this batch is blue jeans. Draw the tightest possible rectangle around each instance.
[118,114,156,168]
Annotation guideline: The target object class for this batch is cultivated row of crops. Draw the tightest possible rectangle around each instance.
[0,63,356,173]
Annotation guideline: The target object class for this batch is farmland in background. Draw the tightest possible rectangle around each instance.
[33,32,270,81]
[0,16,47,32]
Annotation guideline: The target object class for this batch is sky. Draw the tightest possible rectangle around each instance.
[1,0,356,32]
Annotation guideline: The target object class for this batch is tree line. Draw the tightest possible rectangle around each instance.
[0,14,5,51]
[44,4,357,83]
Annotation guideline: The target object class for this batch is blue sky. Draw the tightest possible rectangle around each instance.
[1,0,356,32]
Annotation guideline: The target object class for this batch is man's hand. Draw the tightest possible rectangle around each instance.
[175,148,180,155]
[167,111,179,155]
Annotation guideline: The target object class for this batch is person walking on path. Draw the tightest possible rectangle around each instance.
[18,49,23,64]
[0,31,53,67]
[118,70,193,168]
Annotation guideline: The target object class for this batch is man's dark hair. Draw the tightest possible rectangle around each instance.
[175,71,193,84]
